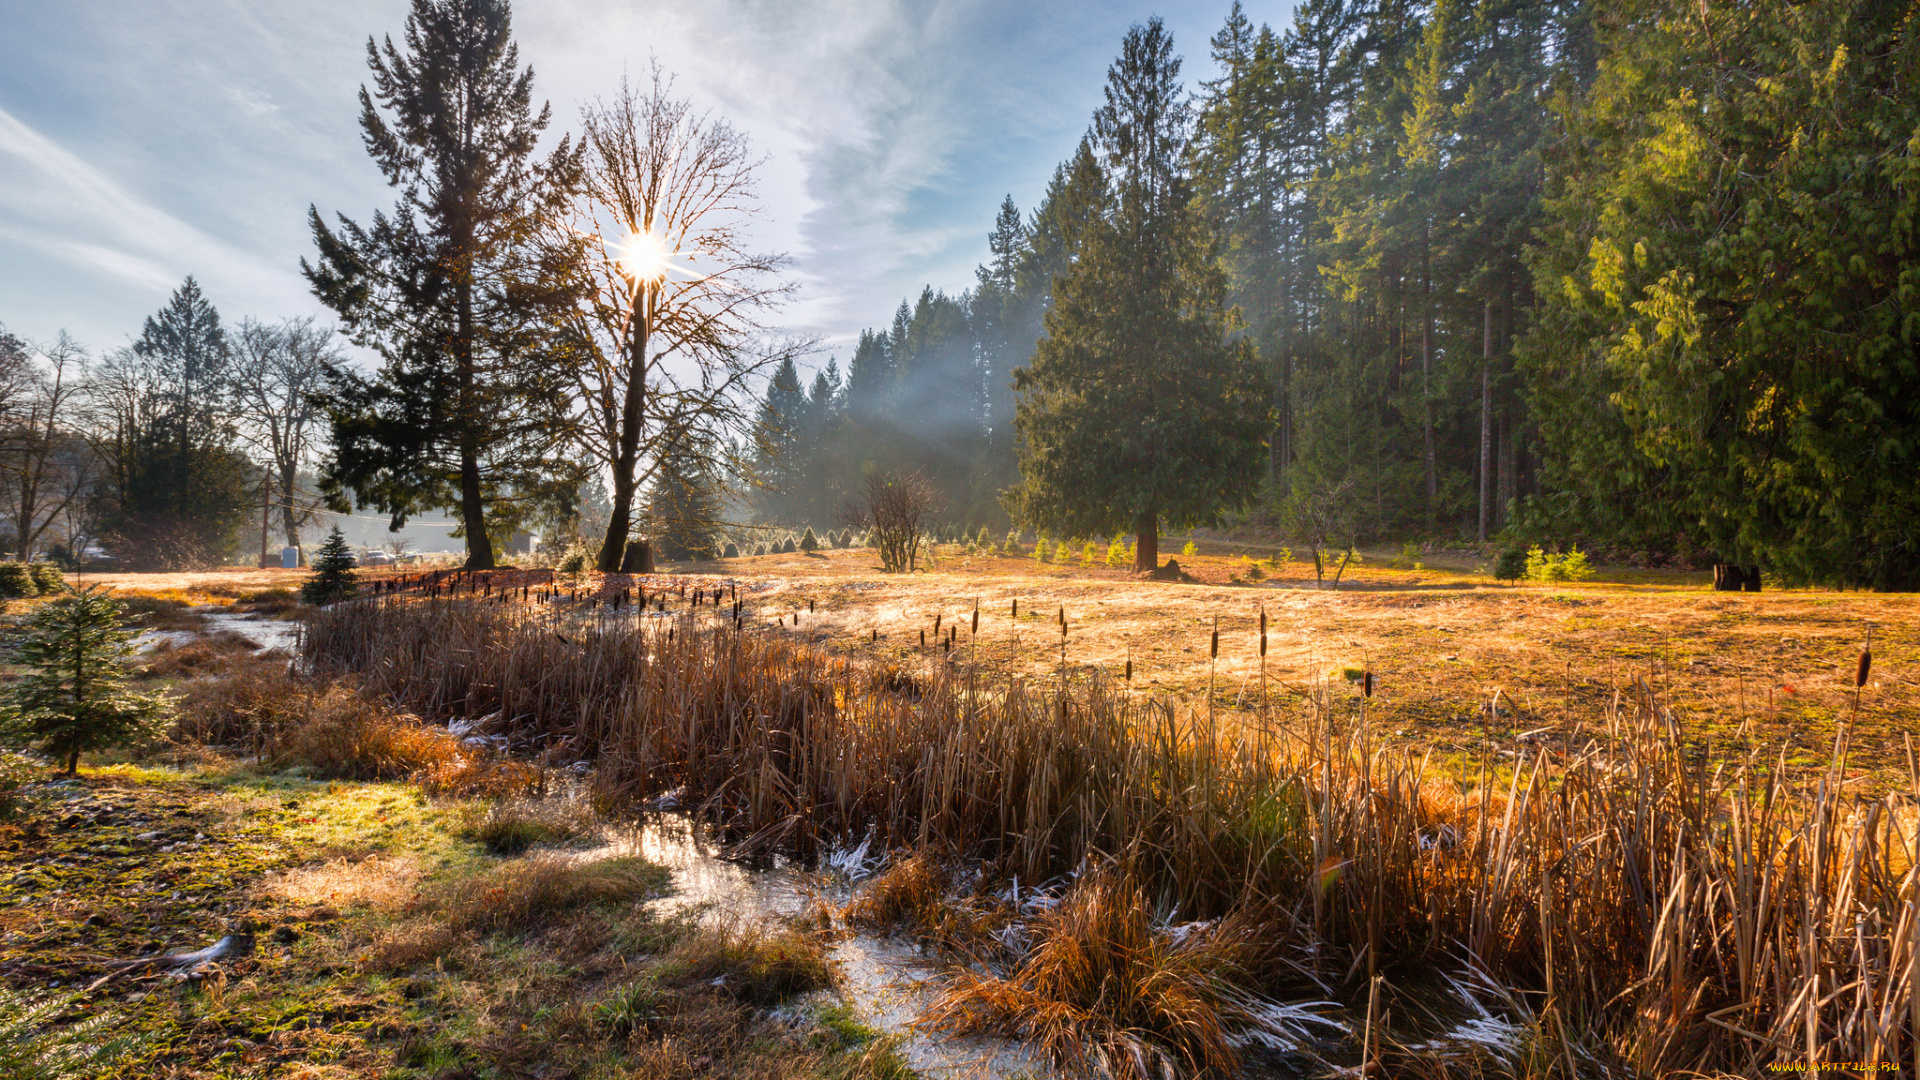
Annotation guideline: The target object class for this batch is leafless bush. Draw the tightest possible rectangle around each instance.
[840,469,939,573]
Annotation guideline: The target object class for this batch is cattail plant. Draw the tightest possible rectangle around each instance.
[300,594,1920,1078]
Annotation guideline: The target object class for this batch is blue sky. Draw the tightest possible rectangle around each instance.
[0,0,1294,365]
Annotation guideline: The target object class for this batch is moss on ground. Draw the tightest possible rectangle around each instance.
[0,765,907,1079]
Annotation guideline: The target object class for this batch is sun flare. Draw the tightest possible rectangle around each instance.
[612,227,671,282]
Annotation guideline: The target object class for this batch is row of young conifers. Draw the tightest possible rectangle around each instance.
[302,594,1918,1079]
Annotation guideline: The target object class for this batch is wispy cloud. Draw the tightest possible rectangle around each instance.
[0,104,314,340]
[0,0,1293,354]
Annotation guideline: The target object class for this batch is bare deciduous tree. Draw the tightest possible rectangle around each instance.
[842,470,939,573]
[1284,476,1358,590]
[0,331,94,560]
[554,63,808,572]
[230,317,340,558]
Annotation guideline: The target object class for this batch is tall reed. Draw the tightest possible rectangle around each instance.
[305,595,1920,1076]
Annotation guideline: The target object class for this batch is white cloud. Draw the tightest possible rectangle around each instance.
[0,0,1299,354]
[0,105,314,339]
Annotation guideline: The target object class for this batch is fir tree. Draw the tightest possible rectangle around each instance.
[1009,20,1267,572]
[305,0,580,569]
[302,527,359,605]
[3,589,166,775]
[647,440,724,561]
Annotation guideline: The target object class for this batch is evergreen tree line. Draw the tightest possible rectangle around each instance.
[752,0,1920,589]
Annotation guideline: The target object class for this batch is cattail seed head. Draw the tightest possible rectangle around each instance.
[921,629,927,647]
[1260,634,1268,657]
[935,613,942,632]
[1125,658,1133,681]
[1259,608,1267,635]
[971,608,979,634]
[1012,598,1018,618]
[1857,648,1872,689]
[1363,671,1375,698]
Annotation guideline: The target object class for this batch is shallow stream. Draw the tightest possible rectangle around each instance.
[601,816,1049,1079]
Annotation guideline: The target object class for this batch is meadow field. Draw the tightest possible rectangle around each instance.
[5,543,1915,1079]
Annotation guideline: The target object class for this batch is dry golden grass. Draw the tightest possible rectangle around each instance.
[271,852,424,911]
[301,591,1920,1077]
[842,853,952,935]
[658,916,838,1007]
[920,868,1259,1080]
[439,852,666,933]
[459,795,600,854]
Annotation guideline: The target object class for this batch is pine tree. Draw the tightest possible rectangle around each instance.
[305,0,580,569]
[3,589,166,775]
[1009,20,1267,572]
[302,527,359,606]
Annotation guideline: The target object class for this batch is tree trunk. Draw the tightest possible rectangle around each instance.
[460,441,494,569]
[1478,300,1492,543]
[66,748,79,776]
[279,465,302,552]
[1133,510,1158,573]
[1421,220,1436,524]
[598,283,652,572]
[259,467,273,568]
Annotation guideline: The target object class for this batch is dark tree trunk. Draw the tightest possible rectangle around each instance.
[1133,510,1158,573]
[1478,301,1492,543]
[65,748,79,775]
[1421,221,1435,523]
[455,232,494,570]
[599,286,652,572]
[460,441,494,569]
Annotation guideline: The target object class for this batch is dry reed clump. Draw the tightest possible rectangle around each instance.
[459,795,600,855]
[841,853,952,935]
[302,595,1920,1077]
[173,657,533,792]
[140,631,261,678]
[439,853,666,934]
[657,916,837,1007]
[919,868,1271,1080]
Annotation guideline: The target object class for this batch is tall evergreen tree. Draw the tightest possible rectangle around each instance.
[305,0,579,569]
[647,430,725,561]
[1009,20,1266,571]
[1522,0,1920,588]
[89,279,254,570]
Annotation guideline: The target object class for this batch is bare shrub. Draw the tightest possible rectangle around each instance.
[840,469,939,573]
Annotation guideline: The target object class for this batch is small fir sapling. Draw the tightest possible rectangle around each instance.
[2,588,168,775]
[302,526,360,605]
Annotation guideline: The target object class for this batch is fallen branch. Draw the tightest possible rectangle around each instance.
[85,933,255,992]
